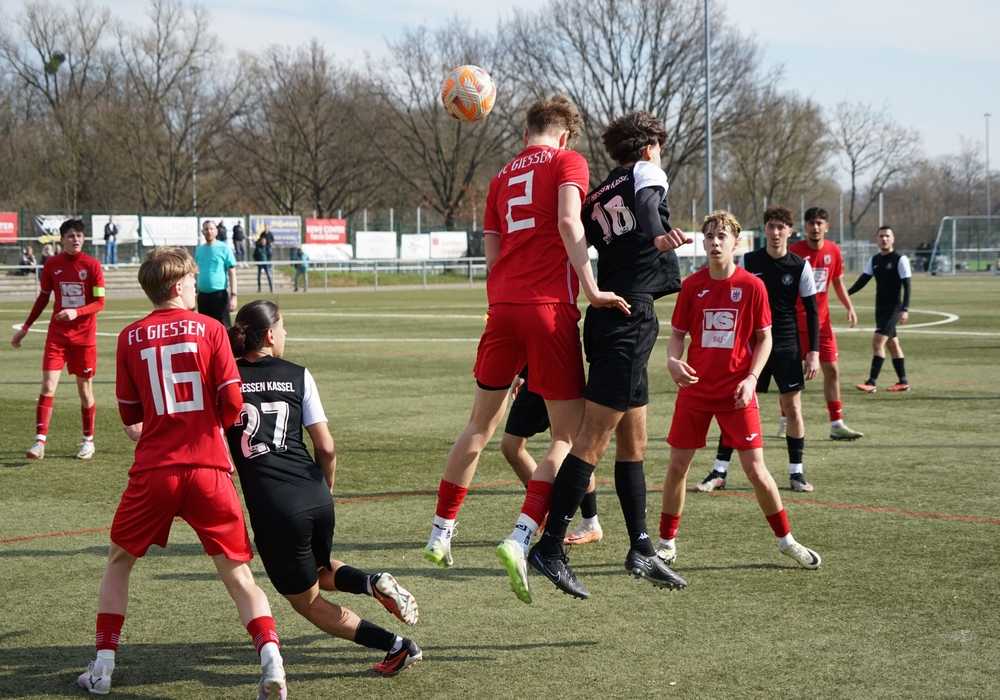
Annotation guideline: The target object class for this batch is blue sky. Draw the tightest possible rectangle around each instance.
[103,0,1000,160]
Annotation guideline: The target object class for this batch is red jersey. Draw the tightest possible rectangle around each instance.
[789,239,843,328]
[37,252,105,345]
[116,308,240,475]
[483,145,590,305]
[670,267,771,411]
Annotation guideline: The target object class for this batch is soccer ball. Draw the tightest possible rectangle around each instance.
[440,65,496,123]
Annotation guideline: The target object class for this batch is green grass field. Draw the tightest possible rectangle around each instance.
[1,276,998,699]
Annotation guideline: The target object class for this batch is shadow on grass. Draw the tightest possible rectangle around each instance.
[0,542,210,559]
[0,458,32,468]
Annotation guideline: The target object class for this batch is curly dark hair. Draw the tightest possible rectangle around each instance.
[763,205,794,228]
[602,110,668,164]
[526,94,583,142]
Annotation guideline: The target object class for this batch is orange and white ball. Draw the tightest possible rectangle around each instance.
[441,65,496,123]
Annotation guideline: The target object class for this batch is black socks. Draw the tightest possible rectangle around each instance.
[615,460,655,556]
[539,453,595,554]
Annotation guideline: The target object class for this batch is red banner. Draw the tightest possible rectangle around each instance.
[305,218,347,244]
[0,212,17,242]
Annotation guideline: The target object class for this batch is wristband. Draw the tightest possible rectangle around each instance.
[747,373,757,381]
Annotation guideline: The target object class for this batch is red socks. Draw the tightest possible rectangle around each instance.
[82,404,96,439]
[827,401,842,422]
[95,613,125,652]
[765,509,791,538]
[246,616,280,656]
[435,480,468,520]
[35,394,54,438]
[659,512,681,540]
[520,479,553,524]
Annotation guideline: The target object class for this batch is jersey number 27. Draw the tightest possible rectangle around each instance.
[234,401,290,459]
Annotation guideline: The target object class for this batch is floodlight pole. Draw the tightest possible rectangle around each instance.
[986,113,992,239]
[704,0,713,215]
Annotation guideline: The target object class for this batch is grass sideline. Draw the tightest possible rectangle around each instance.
[0,276,998,699]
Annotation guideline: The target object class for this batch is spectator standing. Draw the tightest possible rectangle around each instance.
[104,216,119,270]
[217,219,228,242]
[292,247,310,292]
[254,225,274,293]
[194,220,238,327]
[233,220,247,266]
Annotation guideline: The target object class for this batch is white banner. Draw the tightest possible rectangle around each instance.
[430,231,468,259]
[355,231,397,259]
[300,243,353,262]
[400,234,430,260]
[92,215,140,245]
[141,216,199,247]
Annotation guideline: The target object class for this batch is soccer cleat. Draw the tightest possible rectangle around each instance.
[776,425,787,439]
[564,521,603,546]
[886,382,910,392]
[693,470,727,493]
[830,424,864,441]
[374,638,422,676]
[25,440,45,460]
[655,544,677,566]
[373,573,419,626]
[625,548,687,590]
[780,541,821,569]
[790,473,814,493]
[77,440,95,460]
[527,545,590,599]
[422,531,454,568]
[77,660,113,695]
[856,382,876,393]
[256,656,287,700]
[496,538,532,604]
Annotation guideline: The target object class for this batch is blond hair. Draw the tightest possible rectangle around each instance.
[138,247,197,304]
[702,210,742,238]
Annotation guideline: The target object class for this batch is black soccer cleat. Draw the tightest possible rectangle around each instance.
[625,548,687,590]
[527,545,591,599]
[374,638,422,676]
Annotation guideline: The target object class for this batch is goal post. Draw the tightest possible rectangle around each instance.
[928,216,1000,275]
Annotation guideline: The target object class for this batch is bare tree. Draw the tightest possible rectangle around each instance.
[502,0,771,188]
[833,101,922,239]
[0,0,114,210]
[220,41,375,216]
[368,21,518,229]
[714,90,836,227]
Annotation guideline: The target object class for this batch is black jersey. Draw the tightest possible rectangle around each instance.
[582,161,681,300]
[225,355,331,526]
[864,251,912,310]
[740,247,817,353]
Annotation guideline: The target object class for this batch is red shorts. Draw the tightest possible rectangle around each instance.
[43,342,97,377]
[668,404,764,450]
[110,467,253,560]
[799,319,838,364]
[473,302,584,401]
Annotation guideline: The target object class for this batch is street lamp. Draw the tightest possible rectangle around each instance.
[704,0,712,216]
[986,113,992,239]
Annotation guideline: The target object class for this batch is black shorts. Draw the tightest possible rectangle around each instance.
[504,385,550,438]
[197,289,232,328]
[757,347,805,395]
[875,303,903,339]
[252,503,335,596]
[581,301,659,412]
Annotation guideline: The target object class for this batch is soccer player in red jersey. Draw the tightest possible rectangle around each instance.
[422,95,628,604]
[655,211,822,572]
[77,248,287,699]
[788,207,863,440]
[11,218,105,461]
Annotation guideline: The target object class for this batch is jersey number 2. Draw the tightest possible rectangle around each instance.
[505,172,535,232]
[234,401,290,459]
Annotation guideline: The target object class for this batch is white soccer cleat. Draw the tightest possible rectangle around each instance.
[25,440,45,460]
[77,660,113,695]
[422,532,454,568]
[655,544,677,566]
[77,440,96,460]
[373,573,419,626]
[780,541,821,569]
[256,656,287,700]
[496,538,532,604]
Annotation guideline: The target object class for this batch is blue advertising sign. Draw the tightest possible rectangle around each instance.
[250,215,301,248]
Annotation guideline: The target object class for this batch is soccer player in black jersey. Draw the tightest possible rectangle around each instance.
[848,226,912,392]
[226,300,422,677]
[501,367,603,544]
[694,205,821,493]
[527,110,690,599]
